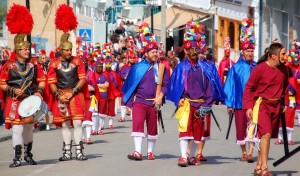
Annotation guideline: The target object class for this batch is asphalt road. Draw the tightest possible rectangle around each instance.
[0,101,300,176]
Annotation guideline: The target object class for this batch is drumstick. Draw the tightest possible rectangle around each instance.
[14,81,33,100]
[20,77,29,90]
[22,81,32,91]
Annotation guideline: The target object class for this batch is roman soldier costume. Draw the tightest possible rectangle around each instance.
[0,4,46,167]
[47,4,88,161]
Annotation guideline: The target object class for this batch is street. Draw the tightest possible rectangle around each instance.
[0,101,299,176]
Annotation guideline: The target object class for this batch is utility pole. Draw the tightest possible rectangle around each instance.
[25,0,31,55]
[161,0,166,50]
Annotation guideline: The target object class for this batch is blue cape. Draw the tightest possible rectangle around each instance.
[121,59,151,104]
[200,60,226,102]
[166,58,225,106]
[223,58,256,109]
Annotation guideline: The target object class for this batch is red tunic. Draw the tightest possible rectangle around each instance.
[47,56,88,126]
[243,62,289,138]
[0,58,46,129]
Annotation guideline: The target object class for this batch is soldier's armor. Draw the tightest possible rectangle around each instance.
[55,59,79,89]
[7,60,37,96]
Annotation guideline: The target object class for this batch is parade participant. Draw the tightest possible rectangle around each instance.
[82,51,98,143]
[167,21,213,167]
[223,17,257,163]
[1,49,10,61]
[288,41,300,127]
[94,58,109,135]
[118,48,137,122]
[167,51,179,72]
[194,32,226,162]
[122,21,169,161]
[0,4,46,167]
[48,4,88,161]
[158,42,171,77]
[102,44,122,130]
[274,43,300,145]
[218,37,235,85]
[38,49,51,131]
[243,41,289,176]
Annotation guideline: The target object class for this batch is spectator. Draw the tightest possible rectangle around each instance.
[206,48,216,65]
[177,42,185,62]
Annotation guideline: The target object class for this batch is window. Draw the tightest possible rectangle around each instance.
[272,9,289,48]
[79,4,84,15]
[294,15,300,40]
[86,6,91,17]
[223,0,242,5]
[228,22,235,49]
[72,2,76,13]
[0,22,3,38]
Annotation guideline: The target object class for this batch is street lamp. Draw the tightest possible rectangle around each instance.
[145,0,157,34]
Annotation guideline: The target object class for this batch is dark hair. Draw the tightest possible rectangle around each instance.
[257,43,283,65]
[206,48,213,54]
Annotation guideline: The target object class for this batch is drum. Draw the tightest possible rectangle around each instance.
[18,95,49,123]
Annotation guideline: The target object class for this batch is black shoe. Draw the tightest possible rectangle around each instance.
[9,159,21,168]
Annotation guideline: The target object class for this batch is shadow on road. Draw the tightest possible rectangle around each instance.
[272,170,298,176]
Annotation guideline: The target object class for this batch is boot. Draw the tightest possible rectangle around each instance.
[59,141,72,161]
[9,145,22,168]
[24,142,37,165]
[75,141,88,161]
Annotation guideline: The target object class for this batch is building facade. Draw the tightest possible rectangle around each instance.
[7,0,68,54]
[260,0,300,53]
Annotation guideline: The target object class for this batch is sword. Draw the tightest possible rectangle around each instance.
[210,110,221,132]
[273,113,300,167]
[226,110,234,140]
[170,106,178,118]
[157,106,165,133]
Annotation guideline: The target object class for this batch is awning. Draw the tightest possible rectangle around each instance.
[140,6,210,36]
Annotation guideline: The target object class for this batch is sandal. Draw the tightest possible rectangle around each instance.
[288,140,295,145]
[253,167,262,176]
[240,153,248,161]
[261,167,273,176]
[127,151,142,161]
[274,139,283,145]
[196,153,207,161]
[247,154,254,163]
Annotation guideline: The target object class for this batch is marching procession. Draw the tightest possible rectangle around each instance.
[1,2,300,176]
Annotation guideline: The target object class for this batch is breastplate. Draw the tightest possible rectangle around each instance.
[7,61,36,96]
[56,61,79,89]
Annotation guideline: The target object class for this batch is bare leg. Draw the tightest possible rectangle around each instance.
[260,133,271,170]
[197,140,205,155]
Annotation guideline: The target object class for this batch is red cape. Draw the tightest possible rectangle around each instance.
[103,70,122,99]
[218,57,235,84]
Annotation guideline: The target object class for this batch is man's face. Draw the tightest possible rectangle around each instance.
[61,49,72,59]
[273,48,286,65]
[128,57,135,64]
[17,48,30,59]
[95,65,103,72]
[242,49,254,62]
[40,55,47,64]
[89,56,95,62]
[145,49,158,63]
[105,62,112,69]
[225,50,230,58]
[186,47,198,60]
[198,52,205,59]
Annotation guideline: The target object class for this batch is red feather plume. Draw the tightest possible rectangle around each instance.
[6,4,34,34]
[55,4,78,33]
